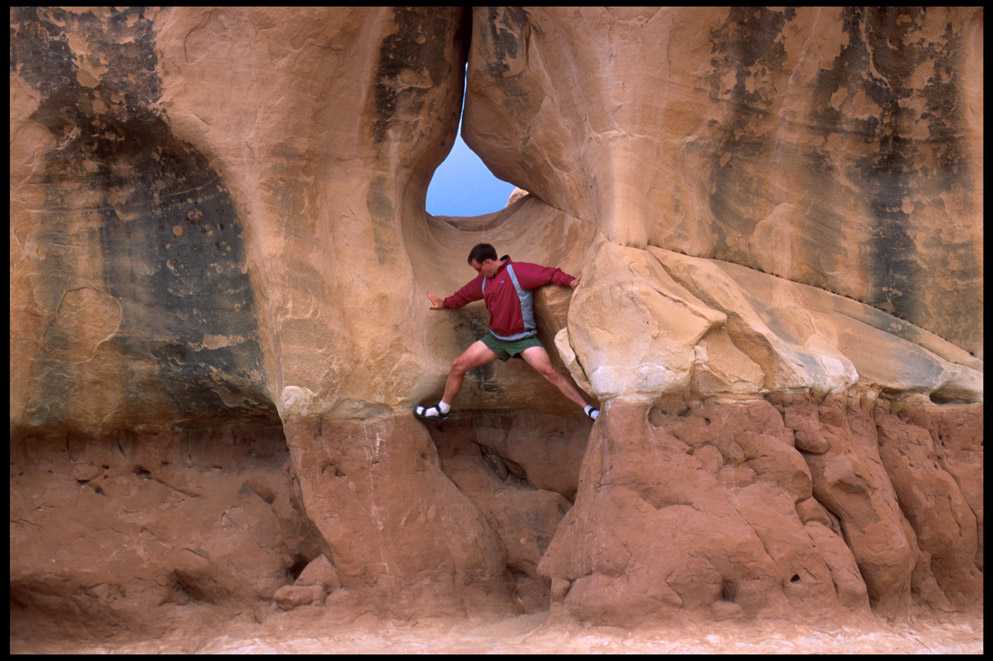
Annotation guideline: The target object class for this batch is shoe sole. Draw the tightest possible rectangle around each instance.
[413,407,449,422]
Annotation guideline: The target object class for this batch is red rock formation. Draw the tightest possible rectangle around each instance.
[9,6,982,645]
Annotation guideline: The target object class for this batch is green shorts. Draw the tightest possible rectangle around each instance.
[480,333,542,362]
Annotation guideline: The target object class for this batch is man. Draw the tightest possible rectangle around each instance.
[414,243,600,422]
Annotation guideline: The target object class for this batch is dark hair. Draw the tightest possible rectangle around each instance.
[467,243,498,265]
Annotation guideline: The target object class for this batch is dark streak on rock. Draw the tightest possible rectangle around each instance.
[372,7,467,146]
[706,7,795,259]
[808,8,975,331]
[11,7,278,427]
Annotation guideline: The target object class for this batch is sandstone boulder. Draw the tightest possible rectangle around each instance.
[274,585,326,611]
[296,554,342,593]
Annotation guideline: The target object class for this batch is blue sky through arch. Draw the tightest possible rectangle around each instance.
[425,78,516,217]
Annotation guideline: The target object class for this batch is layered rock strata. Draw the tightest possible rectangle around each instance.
[10,6,982,640]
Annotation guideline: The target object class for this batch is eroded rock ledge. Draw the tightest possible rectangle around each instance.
[542,393,982,625]
[10,392,982,639]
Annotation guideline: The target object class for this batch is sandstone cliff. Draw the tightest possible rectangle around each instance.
[10,7,982,643]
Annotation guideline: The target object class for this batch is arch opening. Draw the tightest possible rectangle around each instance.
[425,71,517,218]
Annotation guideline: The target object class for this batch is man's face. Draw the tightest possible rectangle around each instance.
[470,258,501,278]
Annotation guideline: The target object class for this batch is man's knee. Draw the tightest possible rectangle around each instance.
[452,344,494,374]
[534,361,560,381]
[451,355,470,374]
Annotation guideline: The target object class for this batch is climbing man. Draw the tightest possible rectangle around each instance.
[414,243,600,422]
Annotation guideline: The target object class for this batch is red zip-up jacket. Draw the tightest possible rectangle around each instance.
[442,258,575,340]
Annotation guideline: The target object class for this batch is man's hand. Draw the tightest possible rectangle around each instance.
[426,292,445,309]
[569,273,583,289]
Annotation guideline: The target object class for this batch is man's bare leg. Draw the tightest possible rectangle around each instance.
[520,345,591,410]
[441,340,500,406]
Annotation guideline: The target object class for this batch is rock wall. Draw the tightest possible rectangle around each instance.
[10,6,982,641]
[465,7,984,357]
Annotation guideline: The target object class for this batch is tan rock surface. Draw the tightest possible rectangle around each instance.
[465,6,984,357]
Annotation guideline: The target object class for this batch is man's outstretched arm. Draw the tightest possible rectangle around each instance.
[513,262,581,291]
[428,275,485,311]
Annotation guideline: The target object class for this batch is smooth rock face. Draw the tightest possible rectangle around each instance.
[9,6,983,641]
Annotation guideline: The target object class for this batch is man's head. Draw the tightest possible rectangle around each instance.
[467,243,498,265]
[467,243,503,278]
